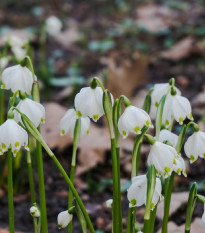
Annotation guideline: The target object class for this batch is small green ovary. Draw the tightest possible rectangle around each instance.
[76,110,82,117]
[15,142,20,148]
[61,129,65,135]
[130,199,137,206]
[93,114,99,121]
[164,167,170,173]
[2,143,6,150]
[134,126,140,133]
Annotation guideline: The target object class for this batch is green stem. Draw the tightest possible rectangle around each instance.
[185,230,190,233]
[36,136,48,233]
[149,205,157,233]
[51,155,95,233]
[111,138,122,233]
[0,89,4,124]
[68,165,75,232]
[25,56,36,82]
[7,149,15,233]
[143,219,150,233]
[27,149,36,205]
[126,208,132,233]
[161,172,174,233]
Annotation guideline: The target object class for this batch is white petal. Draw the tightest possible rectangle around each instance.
[184,133,199,163]
[57,210,73,229]
[159,129,178,147]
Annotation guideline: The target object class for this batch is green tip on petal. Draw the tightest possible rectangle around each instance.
[164,167,170,173]
[190,155,195,162]
[173,158,176,165]
[41,117,45,123]
[1,83,5,89]
[155,102,159,108]
[2,143,6,150]
[151,202,155,210]
[58,224,62,230]
[179,117,184,124]
[76,110,82,118]
[86,129,90,135]
[177,168,181,174]
[146,120,150,126]
[165,120,169,126]
[203,153,205,158]
[122,130,127,137]
[130,199,137,206]
[134,126,141,133]
[190,113,193,120]
[15,142,20,148]
[61,129,65,135]
[93,114,99,121]
[13,149,18,155]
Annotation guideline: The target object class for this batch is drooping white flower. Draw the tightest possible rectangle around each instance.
[184,131,205,163]
[118,105,153,139]
[151,83,181,115]
[60,108,90,137]
[74,87,106,122]
[57,210,73,229]
[127,175,162,209]
[105,199,113,208]
[159,129,178,148]
[11,46,27,61]
[147,141,177,177]
[46,16,62,37]
[3,35,27,48]
[173,155,187,177]
[0,119,28,156]
[202,205,205,229]
[30,206,40,218]
[1,64,36,94]
[162,94,193,128]
[14,98,45,127]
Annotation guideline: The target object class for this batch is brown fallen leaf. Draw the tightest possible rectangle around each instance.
[76,124,110,175]
[160,37,205,61]
[41,102,73,151]
[157,192,189,220]
[105,51,149,99]
[0,229,23,233]
[136,4,177,34]
[157,218,204,233]
[54,20,80,48]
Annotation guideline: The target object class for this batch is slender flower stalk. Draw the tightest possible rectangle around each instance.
[32,81,48,233]
[103,89,122,233]
[67,119,81,233]
[7,149,15,233]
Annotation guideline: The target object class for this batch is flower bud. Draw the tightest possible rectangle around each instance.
[57,210,73,229]
[105,199,113,208]
[30,206,40,218]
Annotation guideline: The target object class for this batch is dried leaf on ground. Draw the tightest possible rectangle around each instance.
[157,218,204,233]
[0,229,23,233]
[160,37,205,61]
[104,51,149,99]
[157,192,189,219]
[41,102,73,151]
[136,4,177,33]
[54,20,80,48]
[76,124,110,175]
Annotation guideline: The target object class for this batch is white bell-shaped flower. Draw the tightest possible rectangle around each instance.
[202,205,205,229]
[147,141,177,177]
[14,98,45,128]
[151,83,181,115]
[0,57,8,71]
[118,105,153,139]
[30,206,40,218]
[127,175,162,209]
[1,64,36,94]
[46,16,62,37]
[0,119,28,156]
[57,210,73,229]
[173,155,187,177]
[162,94,193,128]
[60,108,90,138]
[105,199,113,208]
[11,47,27,61]
[184,131,205,163]
[159,129,178,148]
[74,87,105,122]
[3,35,26,48]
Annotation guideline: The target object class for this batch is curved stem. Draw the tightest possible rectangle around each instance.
[7,149,15,233]
[25,56,36,82]
[51,155,95,233]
